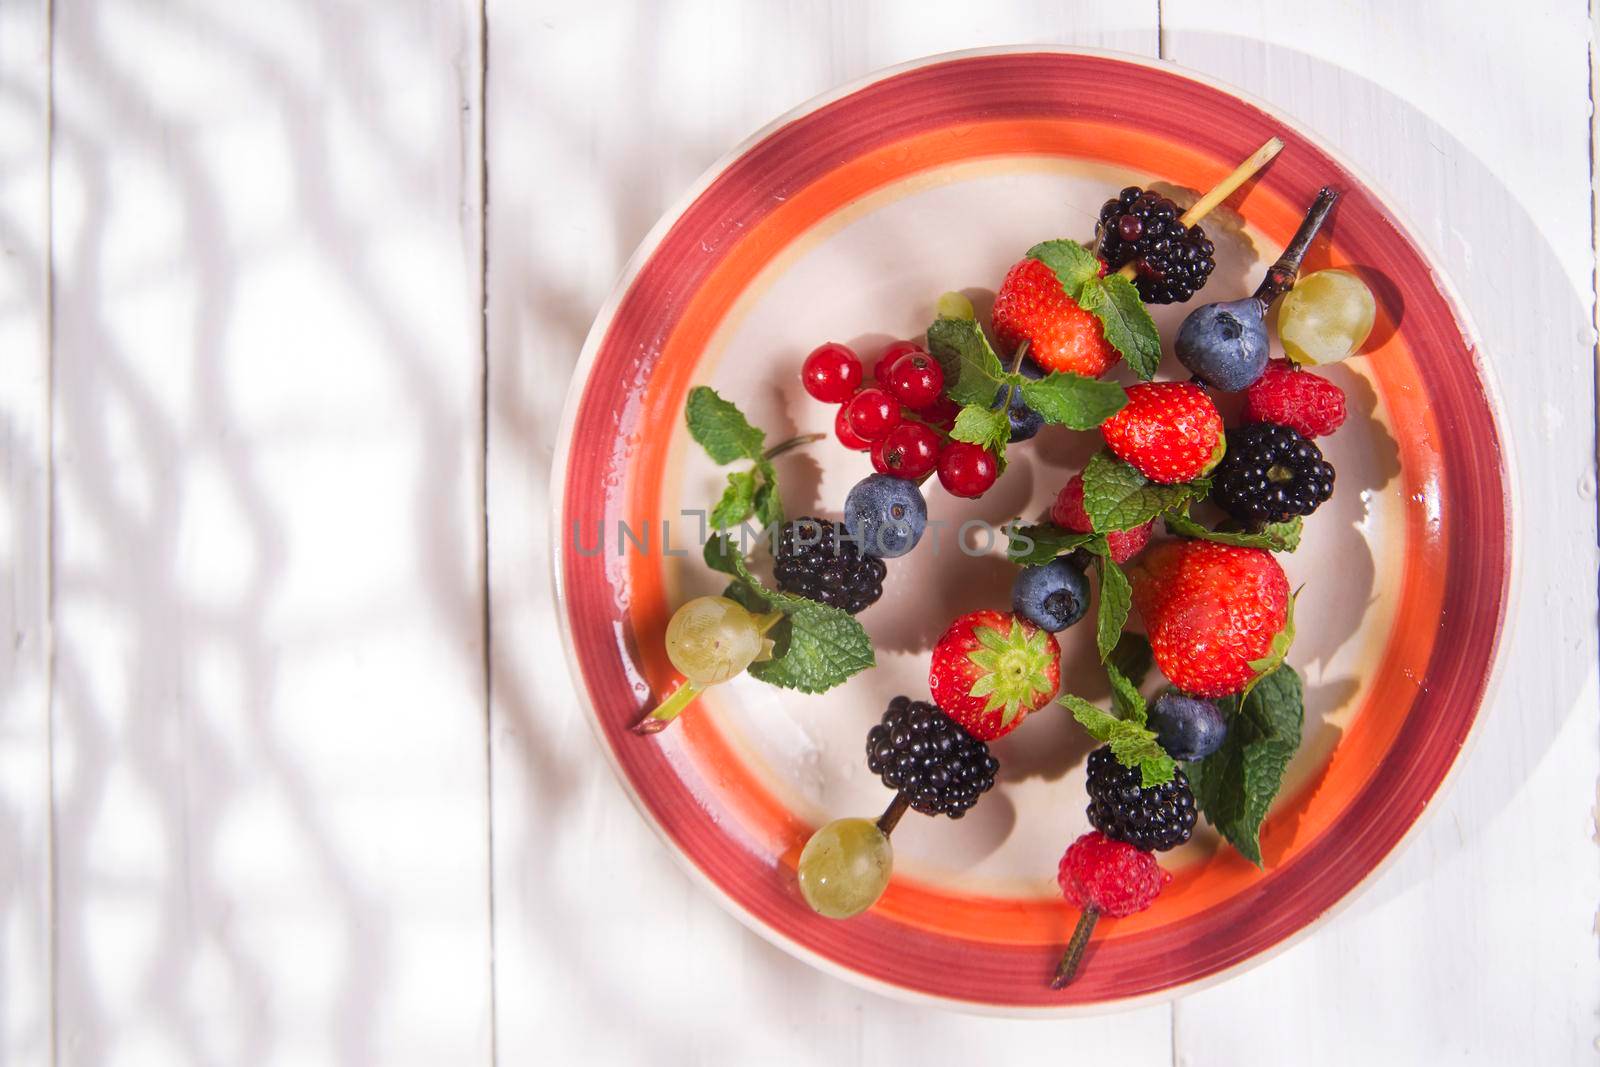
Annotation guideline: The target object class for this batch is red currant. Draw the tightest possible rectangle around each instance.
[873,340,924,382]
[844,387,902,442]
[870,422,941,479]
[801,342,863,403]
[834,402,872,451]
[921,395,962,432]
[937,442,998,498]
[884,352,945,410]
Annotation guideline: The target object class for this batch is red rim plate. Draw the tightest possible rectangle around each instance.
[551,48,1514,1012]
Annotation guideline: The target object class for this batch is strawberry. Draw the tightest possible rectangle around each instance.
[991,257,1119,378]
[1244,358,1347,438]
[1050,472,1153,564]
[928,610,1061,741]
[1100,381,1225,484]
[1130,540,1291,698]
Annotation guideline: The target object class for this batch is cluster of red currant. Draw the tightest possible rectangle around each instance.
[801,341,998,498]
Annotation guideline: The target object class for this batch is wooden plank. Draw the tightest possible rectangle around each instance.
[46,3,492,1063]
[483,3,1176,1063]
[0,0,55,1062]
[1163,3,1600,1064]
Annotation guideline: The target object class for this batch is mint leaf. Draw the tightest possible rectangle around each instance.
[710,470,758,529]
[1060,694,1176,788]
[1104,654,1147,726]
[1187,665,1304,865]
[1093,554,1131,662]
[927,317,1007,407]
[1020,372,1127,429]
[1005,523,1096,566]
[1080,451,1205,532]
[703,532,743,577]
[1108,632,1153,688]
[752,471,784,531]
[1026,238,1101,296]
[1077,274,1162,380]
[1244,590,1297,693]
[1060,693,1122,737]
[951,404,1011,453]
[720,578,769,614]
[686,386,765,464]
[1165,512,1303,552]
[724,553,874,694]
[749,594,876,693]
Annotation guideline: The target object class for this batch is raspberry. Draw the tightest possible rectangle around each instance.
[1084,747,1197,852]
[1210,422,1336,526]
[1095,187,1216,304]
[773,517,886,614]
[1244,358,1347,438]
[865,696,999,818]
[1050,473,1152,564]
[1056,831,1169,916]
[1051,831,1170,988]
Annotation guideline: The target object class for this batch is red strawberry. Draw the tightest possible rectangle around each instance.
[928,610,1061,740]
[1245,358,1347,438]
[1050,472,1153,564]
[992,258,1119,378]
[1100,381,1225,484]
[1130,540,1291,698]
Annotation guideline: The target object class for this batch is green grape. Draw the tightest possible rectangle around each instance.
[665,596,763,685]
[797,817,893,919]
[1276,268,1376,365]
[936,290,975,321]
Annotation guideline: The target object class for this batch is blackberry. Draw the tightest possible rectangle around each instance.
[1210,422,1336,526]
[866,697,999,818]
[1084,746,1197,852]
[774,516,886,614]
[1095,187,1216,304]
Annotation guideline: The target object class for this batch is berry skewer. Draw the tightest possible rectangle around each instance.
[1098,137,1285,304]
[798,697,999,918]
[1052,831,1170,989]
[1175,186,1340,391]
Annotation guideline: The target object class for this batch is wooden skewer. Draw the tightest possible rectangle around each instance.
[1115,136,1285,281]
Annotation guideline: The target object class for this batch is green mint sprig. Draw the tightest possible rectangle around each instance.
[1086,544,1133,663]
[1080,450,1209,533]
[926,318,1127,470]
[1004,522,1096,566]
[704,533,875,694]
[1186,664,1304,866]
[1059,640,1176,788]
[1165,512,1304,552]
[1026,238,1162,380]
[686,385,818,532]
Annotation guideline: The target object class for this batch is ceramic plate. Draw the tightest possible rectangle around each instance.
[552,48,1513,1012]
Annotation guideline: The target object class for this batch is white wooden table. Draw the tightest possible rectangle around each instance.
[3,2,1596,1064]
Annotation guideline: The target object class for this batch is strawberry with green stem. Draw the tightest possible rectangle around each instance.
[928,610,1062,741]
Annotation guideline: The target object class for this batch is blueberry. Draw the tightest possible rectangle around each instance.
[1148,690,1228,761]
[843,474,927,559]
[1175,298,1270,391]
[991,356,1047,442]
[1010,558,1090,632]
[992,380,1044,443]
